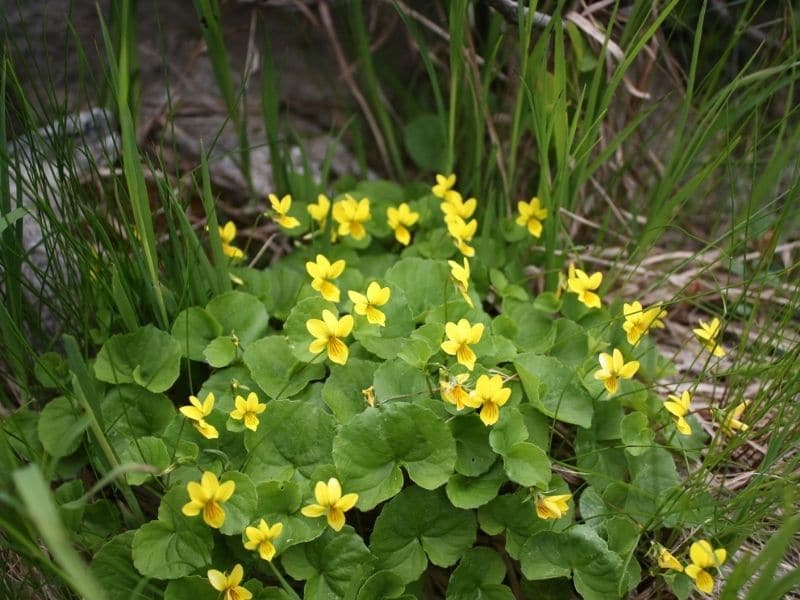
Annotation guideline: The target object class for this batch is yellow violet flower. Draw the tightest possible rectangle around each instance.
[386,203,420,246]
[685,540,727,594]
[693,317,726,357]
[594,348,639,395]
[432,173,457,201]
[219,221,245,260]
[306,310,354,365]
[441,318,484,371]
[306,254,346,302]
[567,267,603,309]
[182,471,236,529]
[307,193,331,227]
[332,194,371,240]
[664,390,692,435]
[656,545,684,572]
[535,493,571,520]
[462,374,511,426]
[230,392,267,432]
[207,564,252,600]
[268,193,300,229]
[623,301,667,346]
[180,393,219,440]
[244,519,283,562]
[445,215,477,257]
[362,386,376,407]
[439,373,471,410]
[448,258,474,308]
[348,282,391,326]
[722,400,751,435]
[301,477,359,532]
[515,197,548,238]
[440,191,477,220]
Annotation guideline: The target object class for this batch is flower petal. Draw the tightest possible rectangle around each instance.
[207,569,228,592]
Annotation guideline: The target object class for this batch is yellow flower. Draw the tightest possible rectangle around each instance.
[332,195,371,240]
[515,197,548,238]
[306,310,354,365]
[623,301,667,346]
[386,203,420,246]
[230,392,267,432]
[441,318,484,371]
[432,173,457,201]
[448,257,474,308]
[179,393,219,440]
[244,519,283,562]
[722,400,750,435]
[656,545,684,572]
[300,477,359,532]
[693,317,726,357]
[462,374,511,426]
[685,540,726,594]
[445,215,477,257]
[308,194,331,227]
[535,493,571,520]
[268,193,300,229]
[362,386,376,407]
[440,191,477,220]
[593,348,639,395]
[207,564,252,600]
[306,254,346,302]
[182,471,236,529]
[664,390,692,435]
[567,267,603,309]
[439,373,471,410]
[218,221,245,259]
[348,282,391,326]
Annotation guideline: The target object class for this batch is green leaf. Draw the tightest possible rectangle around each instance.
[575,429,628,492]
[396,323,444,368]
[403,113,446,171]
[101,385,175,442]
[321,358,379,424]
[37,396,89,457]
[620,412,654,456]
[282,526,371,599]
[132,487,213,580]
[118,436,170,485]
[333,404,456,510]
[94,325,182,393]
[624,447,680,523]
[385,258,450,320]
[487,407,529,456]
[205,291,269,347]
[520,525,625,600]
[514,353,593,428]
[447,547,514,600]
[283,296,338,362]
[549,318,588,368]
[203,335,238,368]
[355,570,407,600]
[370,486,476,584]
[243,336,326,400]
[34,352,70,388]
[171,307,223,361]
[91,531,160,600]
[244,399,336,483]
[501,442,551,488]
[450,415,496,477]
[164,576,219,600]
[372,360,431,404]
[446,462,506,509]
[255,481,326,553]
[234,264,305,321]
[503,302,556,353]
[477,491,550,559]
